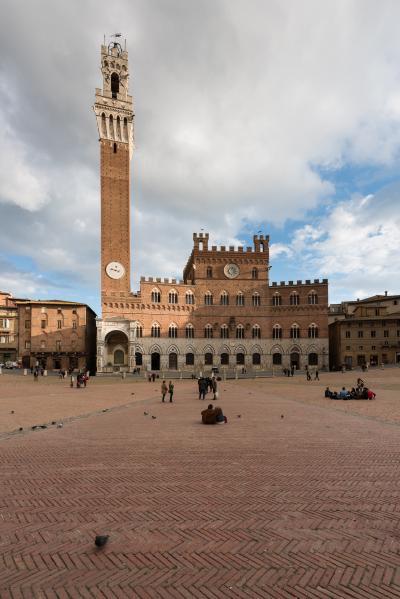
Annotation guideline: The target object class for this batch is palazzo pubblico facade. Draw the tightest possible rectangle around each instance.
[94,41,329,374]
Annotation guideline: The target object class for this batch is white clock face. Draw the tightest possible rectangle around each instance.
[224,263,240,279]
[106,261,125,280]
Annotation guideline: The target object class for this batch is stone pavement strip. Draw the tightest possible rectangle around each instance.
[1,372,400,597]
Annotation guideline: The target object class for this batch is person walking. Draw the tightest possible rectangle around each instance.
[212,377,218,399]
[314,369,319,381]
[168,381,174,403]
[161,380,167,402]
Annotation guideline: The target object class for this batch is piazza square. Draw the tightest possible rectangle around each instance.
[1,367,400,596]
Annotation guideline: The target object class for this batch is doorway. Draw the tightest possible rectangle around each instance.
[169,352,178,370]
[290,352,300,370]
[151,352,160,370]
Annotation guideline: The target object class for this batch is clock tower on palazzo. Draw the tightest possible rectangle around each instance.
[93,39,134,299]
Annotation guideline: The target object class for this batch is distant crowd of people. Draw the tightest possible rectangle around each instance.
[325,378,376,400]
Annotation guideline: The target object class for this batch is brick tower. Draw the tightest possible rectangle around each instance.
[93,39,134,302]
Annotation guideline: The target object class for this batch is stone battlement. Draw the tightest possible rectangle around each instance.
[140,277,187,285]
[270,279,328,287]
[192,232,270,253]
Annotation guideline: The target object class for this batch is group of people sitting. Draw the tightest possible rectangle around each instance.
[324,378,376,400]
[201,404,227,424]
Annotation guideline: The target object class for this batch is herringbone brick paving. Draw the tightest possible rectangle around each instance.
[1,371,400,597]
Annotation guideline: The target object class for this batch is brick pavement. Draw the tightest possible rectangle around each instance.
[1,370,400,597]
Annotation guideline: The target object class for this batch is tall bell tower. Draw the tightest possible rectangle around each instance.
[93,39,134,303]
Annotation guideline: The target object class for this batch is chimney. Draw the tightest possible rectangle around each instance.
[385,290,388,296]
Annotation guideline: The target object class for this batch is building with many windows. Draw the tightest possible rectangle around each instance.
[0,292,96,372]
[329,293,400,369]
[94,40,329,374]
[0,292,18,365]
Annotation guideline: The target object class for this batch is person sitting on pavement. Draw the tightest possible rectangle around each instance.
[201,404,217,424]
[214,406,227,423]
[339,387,349,399]
[324,387,331,398]
[367,388,376,400]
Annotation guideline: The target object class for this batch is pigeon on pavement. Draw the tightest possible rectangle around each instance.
[95,535,109,548]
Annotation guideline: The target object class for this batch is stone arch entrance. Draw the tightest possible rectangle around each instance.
[105,330,129,370]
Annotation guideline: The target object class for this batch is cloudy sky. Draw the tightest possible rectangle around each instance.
[1,0,400,314]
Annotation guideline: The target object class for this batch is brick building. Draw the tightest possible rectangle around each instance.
[329,293,400,369]
[16,299,97,372]
[0,292,96,372]
[0,292,18,364]
[94,40,329,374]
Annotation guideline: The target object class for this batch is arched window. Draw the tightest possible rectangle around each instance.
[123,117,128,142]
[308,323,319,338]
[168,290,178,304]
[134,323,143,338]
[252,324,261,339]
[221,352,229,365]
[151,323,160,338]
[220,324,229,339]
[116,116,122,141]
[252,352,261,365]
[204,291,213,306]
[290,324,300,339]
[290,292,300,306]
[151,288,161,303]
[308,292,318,305]
[185,291,194,305]
[236,292,245,306]
[101,113,107,137]
[204,324,213,339]
[185,323,194,338]
[206,266,213,278]
[109,114,114,139]
[236,353,245,365]
[111,72,119,98]
[272,324,282,339]
[252,292,261,307]
[309,352,318,366]
[272,293,282,306]
[168,323,178,338]
[186,352,194,365]
[236,324,245,339]
[273,352,282,365]
[205,352,213,366]
[220,291,229,306]
[252,267,258,279]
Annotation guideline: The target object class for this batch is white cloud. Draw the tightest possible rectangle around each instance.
[1,1,400,304]
[286,185,400,302]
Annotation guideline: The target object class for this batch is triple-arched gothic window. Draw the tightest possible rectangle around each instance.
[168,290,178,304]
[236,324,245,339]
[220,324,229,339]
[151,323,160,338]
[204,324,213,339]
[290,323,300,339]
[252,292,261,307]
[151,288,161,303]
[168,323,178,338]
[272,324,282,339]
[272,293,282,306]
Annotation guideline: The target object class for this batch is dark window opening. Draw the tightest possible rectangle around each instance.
[111,72,119,98]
